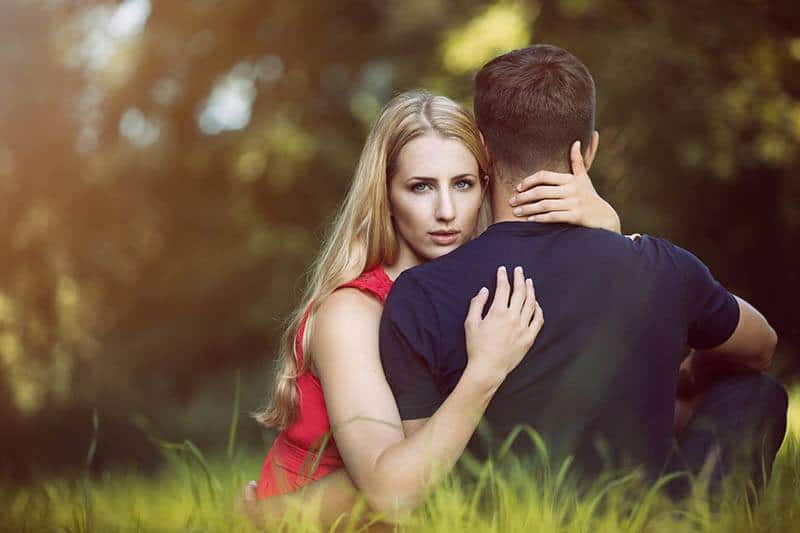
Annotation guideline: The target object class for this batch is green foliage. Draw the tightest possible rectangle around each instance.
[0,0,797,476]
[2,428,798,531]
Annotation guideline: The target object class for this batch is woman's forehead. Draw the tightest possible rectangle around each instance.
[395,134,478,178]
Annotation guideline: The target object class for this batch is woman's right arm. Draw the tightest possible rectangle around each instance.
[312,266,543,522]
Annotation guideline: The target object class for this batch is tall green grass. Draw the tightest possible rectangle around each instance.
[3,385,799,532]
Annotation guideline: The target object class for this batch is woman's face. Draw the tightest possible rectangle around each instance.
[388,133,484,264]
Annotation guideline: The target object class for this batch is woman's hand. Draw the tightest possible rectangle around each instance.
[508,141,621,233]
[239,481,268,529]
[238,471,364,530]
[464,266,544,387]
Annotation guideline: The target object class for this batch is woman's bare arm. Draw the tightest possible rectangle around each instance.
[312,266,542,522]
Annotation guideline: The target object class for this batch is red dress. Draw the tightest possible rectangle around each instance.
[256,265,394,498]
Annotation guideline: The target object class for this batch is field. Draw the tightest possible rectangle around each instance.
[3,385,799,532]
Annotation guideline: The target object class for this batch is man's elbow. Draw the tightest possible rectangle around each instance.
[755,325,778,370]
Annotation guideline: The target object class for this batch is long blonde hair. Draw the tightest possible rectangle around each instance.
[256,90,490,429]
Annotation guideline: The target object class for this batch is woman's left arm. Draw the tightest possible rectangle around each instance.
[508,141,622,233]
[240,469,364,530]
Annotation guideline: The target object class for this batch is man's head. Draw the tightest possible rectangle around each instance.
[474,45,597,189]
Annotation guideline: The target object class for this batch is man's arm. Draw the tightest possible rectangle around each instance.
[678,295,777,397]
[671,241,778,397]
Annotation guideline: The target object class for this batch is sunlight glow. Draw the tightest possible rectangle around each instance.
[197,57,283,135]
[108,0,151,39]
[119,107,160,147]
[442,2,535,74]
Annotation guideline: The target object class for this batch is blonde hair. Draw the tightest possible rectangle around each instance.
[255,90,490,429]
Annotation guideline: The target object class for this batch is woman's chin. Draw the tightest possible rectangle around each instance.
[423,243,460,260]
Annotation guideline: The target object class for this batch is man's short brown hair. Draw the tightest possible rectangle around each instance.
[474,45,596,184]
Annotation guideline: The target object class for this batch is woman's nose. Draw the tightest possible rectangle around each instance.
[435,191,456,221]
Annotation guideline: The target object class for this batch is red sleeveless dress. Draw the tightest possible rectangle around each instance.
[256,265,394,498]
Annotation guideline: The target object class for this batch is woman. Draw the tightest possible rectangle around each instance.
[248,91,621,523]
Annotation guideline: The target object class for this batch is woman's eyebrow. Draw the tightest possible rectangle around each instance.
[407,173,478,181]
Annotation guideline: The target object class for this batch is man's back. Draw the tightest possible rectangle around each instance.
[379,221,739,476]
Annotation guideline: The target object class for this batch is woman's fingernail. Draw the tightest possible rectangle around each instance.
[509,196,517,205]
[513,208,522,216]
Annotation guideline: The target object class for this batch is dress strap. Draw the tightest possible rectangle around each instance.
[293,265,393,366]
[338,265,393,304]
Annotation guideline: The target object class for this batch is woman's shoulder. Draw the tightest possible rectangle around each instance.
[314,270,387,330]
[339,265,393,303]
[309,286,383,366]
[307,266,391,355]
[317,285,384,320]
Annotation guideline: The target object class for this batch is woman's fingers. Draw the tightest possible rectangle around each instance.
[465,286,489,325]
[527,211,576,223]
[513,198,577,217]
[510,185,573,207]
[243,480,257,501]
[529,301,544,336]
[516,170,570,192]
[570,140,587,175]
[508,266,526,312]
[490,266,511,312]
[520,278,537,325]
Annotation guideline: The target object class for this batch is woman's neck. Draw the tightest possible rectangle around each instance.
[382,245,423,281]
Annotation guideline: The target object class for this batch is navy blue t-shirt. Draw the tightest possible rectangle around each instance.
[379,221,739,475]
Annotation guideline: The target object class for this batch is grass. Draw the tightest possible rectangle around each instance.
[2,384,799,532]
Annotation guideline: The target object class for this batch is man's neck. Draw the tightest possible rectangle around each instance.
[490,183,524,224]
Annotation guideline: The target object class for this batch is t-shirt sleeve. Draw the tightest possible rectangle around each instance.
[379,272,443,420]
[671,244,740,349]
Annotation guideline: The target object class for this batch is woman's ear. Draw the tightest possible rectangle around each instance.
[478,174,489,200]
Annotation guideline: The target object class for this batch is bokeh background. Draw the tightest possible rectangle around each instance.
[1,0,798,481]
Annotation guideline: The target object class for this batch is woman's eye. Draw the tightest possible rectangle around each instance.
[411,183,430,192]
[454,180,473,190]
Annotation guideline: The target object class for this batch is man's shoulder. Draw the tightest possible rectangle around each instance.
[627,234,704,269]
[552,228,707,284]
[574,229,683,260]
[383,267,434,316]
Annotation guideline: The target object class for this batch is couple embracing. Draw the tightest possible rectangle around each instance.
[245,45,787,525]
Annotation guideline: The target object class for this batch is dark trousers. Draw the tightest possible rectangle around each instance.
[664,373,788,499]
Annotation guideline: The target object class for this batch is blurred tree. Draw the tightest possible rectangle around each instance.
[0,0,797,476]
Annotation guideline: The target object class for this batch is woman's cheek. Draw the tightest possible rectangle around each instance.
[460,190,483,228]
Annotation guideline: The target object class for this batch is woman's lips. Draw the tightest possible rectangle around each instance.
[429,231,460,245]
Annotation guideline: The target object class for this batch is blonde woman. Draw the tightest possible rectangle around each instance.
[248,91,621,523]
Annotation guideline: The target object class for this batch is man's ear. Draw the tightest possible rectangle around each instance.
[584,131,599,171]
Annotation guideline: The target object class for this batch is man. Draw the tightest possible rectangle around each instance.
[379,45,787,496]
